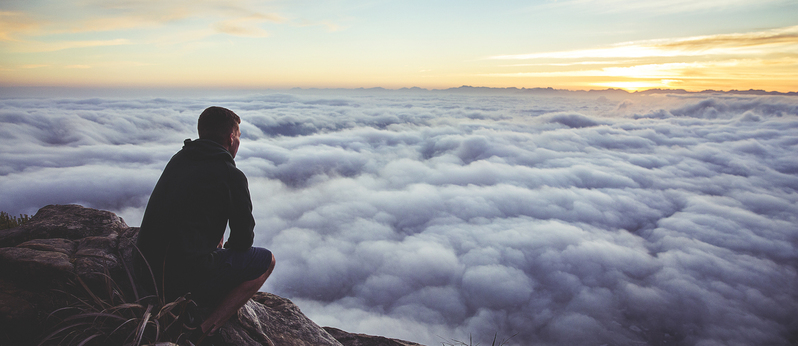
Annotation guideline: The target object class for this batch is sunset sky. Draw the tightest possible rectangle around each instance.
[1,0,797,92]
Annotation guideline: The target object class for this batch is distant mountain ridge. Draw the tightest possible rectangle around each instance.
[287,85,798,96]
[437,85,797,96]
[2,85,795,99]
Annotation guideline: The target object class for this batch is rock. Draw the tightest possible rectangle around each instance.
[74,233,120,279]
[0,205,426,346]
[0,204,126,345]
[0,204,126,248]
[17,238,76,255]
[0,205,125,289]
[323,327,426,346]
[219,298,342,346]
[0,246,74,279]
[235,292,343,346]
[0,279,42,340]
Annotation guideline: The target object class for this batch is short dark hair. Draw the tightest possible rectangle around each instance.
[198,106,240,144]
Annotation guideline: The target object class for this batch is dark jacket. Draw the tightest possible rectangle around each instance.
[136,139,255,297]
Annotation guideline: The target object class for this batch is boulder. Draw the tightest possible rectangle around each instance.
[0,205,130,345]
[218,294,341,346]
[0,204,426,346]
[0,204,126,248]
[323,327,426,346]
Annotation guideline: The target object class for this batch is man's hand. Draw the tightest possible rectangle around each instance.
[218,238,224,249]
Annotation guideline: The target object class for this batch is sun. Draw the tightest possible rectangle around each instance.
[592,79,684,92]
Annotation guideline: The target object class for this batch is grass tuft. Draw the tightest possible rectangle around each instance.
[38,247,200,346]
[441,332,518,346]
[0,211,30,230]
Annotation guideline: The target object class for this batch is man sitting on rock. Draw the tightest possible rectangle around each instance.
[136,106,276,341]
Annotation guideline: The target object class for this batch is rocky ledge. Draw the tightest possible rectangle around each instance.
[0,204,423,346]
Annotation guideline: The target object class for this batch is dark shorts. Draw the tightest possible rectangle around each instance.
[190,246,273,305]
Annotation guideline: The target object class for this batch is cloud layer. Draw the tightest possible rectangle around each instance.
[1,90,797,345]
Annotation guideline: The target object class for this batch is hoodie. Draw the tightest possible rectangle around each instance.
[136,139,255,294]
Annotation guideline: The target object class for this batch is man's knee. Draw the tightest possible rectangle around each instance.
[269,252,276,271]
[253,253,275,284]
[261,253,275,280]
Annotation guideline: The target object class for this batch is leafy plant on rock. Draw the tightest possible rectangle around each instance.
[38,248,201,346]
[0,211,30,230]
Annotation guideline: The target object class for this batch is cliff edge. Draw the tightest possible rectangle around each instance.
[0,204,423,346]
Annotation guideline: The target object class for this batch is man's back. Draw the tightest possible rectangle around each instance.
[136,138,255,299]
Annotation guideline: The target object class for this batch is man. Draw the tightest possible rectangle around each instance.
[136,106,275,339]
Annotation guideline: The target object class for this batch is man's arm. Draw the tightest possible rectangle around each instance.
[225,168,255,251]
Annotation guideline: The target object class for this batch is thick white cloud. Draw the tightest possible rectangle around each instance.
[1,89,797,345]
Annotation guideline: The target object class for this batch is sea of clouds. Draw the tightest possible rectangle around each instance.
[1,88,797,345]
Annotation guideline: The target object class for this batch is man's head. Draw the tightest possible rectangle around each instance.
[198,106,241,158]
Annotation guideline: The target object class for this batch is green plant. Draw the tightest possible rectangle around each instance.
[441,333,517,346]
[38,248,202,346]
[0,211,30,230]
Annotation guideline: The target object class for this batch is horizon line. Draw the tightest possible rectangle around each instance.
[2,84,796,96]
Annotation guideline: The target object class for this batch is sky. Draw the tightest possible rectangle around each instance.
[1,89,796,345]
[1,0,798,92]
[1,1,797,344]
